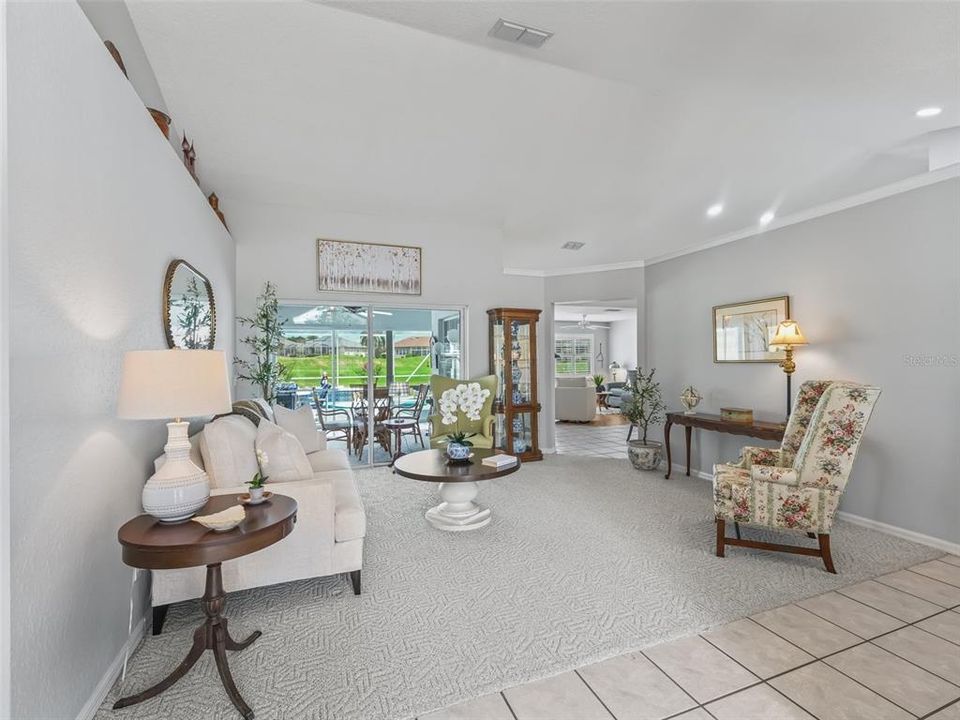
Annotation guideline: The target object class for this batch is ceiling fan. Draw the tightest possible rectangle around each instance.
[557,313,606,330]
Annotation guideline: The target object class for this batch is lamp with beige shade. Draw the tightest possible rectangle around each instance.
[118,349,232,522]
[770,320,808,416]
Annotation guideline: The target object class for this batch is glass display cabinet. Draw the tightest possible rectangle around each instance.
[488,308,543,462]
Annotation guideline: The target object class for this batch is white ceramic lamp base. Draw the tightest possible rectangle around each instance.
[142,421,210,522]
[425,481,491,532]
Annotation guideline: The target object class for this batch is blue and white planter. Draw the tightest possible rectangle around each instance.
[446,442,472,462]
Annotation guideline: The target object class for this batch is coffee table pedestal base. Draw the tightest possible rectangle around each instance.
[425,481,491,531]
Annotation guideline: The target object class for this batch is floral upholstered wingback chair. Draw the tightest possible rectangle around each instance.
[717,380,831,475]
[713,381,881,572]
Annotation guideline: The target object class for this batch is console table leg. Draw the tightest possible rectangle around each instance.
[664,419,673,479]
[684,426,692,476]
[214,623,255,719]
[113,626,205,709]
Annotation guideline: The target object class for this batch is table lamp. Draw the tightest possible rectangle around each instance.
[770,320,808,416]
[118,349,232,522]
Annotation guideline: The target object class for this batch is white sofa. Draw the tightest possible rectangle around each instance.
[555,376,597,422]
[150,400,365,634]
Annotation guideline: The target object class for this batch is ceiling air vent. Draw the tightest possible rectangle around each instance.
[489,18,553,48]
[561,241,585,251]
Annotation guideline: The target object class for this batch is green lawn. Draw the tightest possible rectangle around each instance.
[279,354,433,387]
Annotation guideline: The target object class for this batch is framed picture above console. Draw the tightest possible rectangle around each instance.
[713,295,789,363]
[316,238,421,295]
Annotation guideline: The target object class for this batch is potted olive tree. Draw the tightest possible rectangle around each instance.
[623,367,667,471]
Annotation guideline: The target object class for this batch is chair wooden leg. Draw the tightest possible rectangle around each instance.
[818,534,836,574]
[734,522,741,540]
[349,569,361,595]
[152,604,169,636]
[715,518,726,558]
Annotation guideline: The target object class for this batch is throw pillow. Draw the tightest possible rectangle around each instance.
[199,415,260,489]
[255,420,313,483]
[273,404,321,454]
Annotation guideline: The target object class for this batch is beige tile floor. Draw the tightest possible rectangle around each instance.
[420,556,960,720]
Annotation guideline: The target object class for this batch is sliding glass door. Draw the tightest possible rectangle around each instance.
[277,303,464,466]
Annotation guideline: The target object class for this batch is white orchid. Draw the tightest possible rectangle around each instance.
[439,382,491,427]
[255,448,269,467]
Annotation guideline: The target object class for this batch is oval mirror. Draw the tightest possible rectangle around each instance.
[163,259,216,349]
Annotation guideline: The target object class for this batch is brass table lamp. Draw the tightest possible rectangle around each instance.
[771,320,808,416]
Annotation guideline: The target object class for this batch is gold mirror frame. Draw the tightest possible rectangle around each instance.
[162,259,216,350]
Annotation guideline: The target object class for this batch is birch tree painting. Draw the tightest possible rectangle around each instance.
[316,239,422,295]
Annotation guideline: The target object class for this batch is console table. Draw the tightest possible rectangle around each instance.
[114,494,297,719]
[663,412,785,479]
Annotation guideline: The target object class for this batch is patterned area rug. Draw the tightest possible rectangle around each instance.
[98,455,940,720]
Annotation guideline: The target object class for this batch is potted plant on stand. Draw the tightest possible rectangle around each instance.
[592,374,606,393]
[623,368,667,471]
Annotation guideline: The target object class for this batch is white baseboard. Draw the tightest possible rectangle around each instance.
[837,512,960,556]
[76,616,146,720]
[664,462,959,556]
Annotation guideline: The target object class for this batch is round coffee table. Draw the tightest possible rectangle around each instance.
[114,494,297,719]
[392,448,520,531]
[383,417,417,465]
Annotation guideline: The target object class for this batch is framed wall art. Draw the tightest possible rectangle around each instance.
[713,295,790,363]
[316,239,422,295]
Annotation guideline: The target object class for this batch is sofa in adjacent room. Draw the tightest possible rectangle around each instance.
[555,376,597,422]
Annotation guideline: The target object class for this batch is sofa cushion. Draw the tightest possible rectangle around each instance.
[331,470,366,542]
[307,448,351,473]
[255,420,313,483]
[556,376,590,388]
[200,415,259,489]
[274,404,322,454]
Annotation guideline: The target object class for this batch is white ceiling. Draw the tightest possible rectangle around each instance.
[128,1,959,272]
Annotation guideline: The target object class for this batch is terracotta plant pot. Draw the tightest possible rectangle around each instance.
[628,440,663,471]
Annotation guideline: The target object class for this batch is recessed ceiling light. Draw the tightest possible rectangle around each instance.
[759,211,775,226]
[706,203,724,218]
[916,106,942,118]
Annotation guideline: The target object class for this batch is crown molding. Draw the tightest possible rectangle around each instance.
[503,258,645,278]
[503,165,960,278]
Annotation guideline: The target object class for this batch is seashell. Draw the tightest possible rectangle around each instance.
[192,504,245,532]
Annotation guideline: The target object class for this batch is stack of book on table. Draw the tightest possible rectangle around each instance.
[482,454,518,468]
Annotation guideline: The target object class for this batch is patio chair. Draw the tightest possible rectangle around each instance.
[392,383,429,449]
[312,387,353,448]
[352,387,392,458]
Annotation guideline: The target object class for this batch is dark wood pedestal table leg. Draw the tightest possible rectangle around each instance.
[114,562,261,719]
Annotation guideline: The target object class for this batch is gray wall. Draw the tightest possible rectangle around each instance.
[7,3,235,717]
[646,178,960,544]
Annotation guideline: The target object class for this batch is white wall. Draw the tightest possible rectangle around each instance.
[229,199,544,400]
[7,3,235,718]
[0,2,9,715]
[646,177,960,545]
[608,318,638,372]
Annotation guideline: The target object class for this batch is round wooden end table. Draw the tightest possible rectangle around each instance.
[383,417,417,465]
[114,494,297,720]
[392,448,520,531]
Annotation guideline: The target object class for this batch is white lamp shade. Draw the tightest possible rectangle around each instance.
[118,349,232,420]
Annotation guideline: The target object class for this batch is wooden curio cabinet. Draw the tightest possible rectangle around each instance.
[488,308,543,462]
